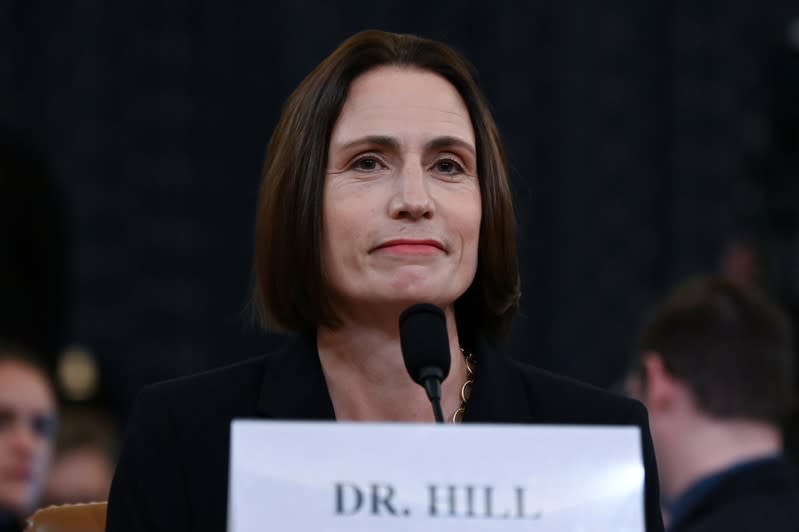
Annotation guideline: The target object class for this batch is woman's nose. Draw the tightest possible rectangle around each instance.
[388,164,434,220]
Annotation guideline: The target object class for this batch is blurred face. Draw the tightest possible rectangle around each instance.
[323,66,481,320]
[0,361,56,517]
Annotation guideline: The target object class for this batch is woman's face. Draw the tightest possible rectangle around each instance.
[323,66,481,320]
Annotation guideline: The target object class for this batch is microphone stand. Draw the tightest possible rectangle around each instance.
[418,368,445,423]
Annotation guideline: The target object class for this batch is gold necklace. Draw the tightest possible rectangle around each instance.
[451,347,475,423]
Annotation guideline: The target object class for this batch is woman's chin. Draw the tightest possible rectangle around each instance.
[373,289,459,310]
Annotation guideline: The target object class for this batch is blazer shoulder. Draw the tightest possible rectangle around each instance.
[148,353,267,395]
[508,357,647,426]
[134,349,285,418]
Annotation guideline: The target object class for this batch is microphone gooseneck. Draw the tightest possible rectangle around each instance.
[399,303,451,423]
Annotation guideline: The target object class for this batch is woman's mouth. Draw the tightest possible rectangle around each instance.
[373,239,445,255]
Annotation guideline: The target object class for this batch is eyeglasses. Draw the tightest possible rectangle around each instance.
[0,408,57,439]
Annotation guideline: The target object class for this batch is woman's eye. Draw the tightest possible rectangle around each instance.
[434,159,463,174]
[352,157,381,171]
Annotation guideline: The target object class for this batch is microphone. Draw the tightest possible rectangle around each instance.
[399,303,451,423]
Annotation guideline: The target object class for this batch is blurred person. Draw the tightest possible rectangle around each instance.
[718,234,799,472]
[0,343,57,532]
[628,276,798,531]
[107,30,663,531]
[42,407,116,506]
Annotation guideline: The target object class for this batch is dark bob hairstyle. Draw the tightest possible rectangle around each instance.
[253,30,520,344]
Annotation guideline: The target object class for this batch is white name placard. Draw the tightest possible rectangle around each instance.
[228,421,644,532]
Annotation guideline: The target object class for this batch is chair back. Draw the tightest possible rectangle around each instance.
[24,502,107,532]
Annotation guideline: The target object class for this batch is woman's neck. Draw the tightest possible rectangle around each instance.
[316,306,467,422]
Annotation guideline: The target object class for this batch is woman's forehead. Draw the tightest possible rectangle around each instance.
[330,66,475,149]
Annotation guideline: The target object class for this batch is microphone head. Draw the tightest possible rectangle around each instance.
[399,303,451,385]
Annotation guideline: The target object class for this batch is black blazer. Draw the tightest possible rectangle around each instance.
[0,513,21,532]
[106,334,664,531]
[668,456,799,532]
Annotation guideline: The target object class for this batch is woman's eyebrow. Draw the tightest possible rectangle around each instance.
[334,135,400,153]
[424,136,475,158]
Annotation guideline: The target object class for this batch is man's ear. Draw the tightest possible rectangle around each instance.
[641,351,678,413]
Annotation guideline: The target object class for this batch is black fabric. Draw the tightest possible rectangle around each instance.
[0,512,21,532]
[0,130,68,364]
[107,335,664,531]
[669,456,799,532]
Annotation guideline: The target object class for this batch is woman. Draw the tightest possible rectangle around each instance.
[107,30,663,531]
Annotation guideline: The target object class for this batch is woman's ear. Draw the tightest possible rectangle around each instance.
[640,351,679,413]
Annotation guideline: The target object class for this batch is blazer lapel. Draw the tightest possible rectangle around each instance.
[256,333,336,420]
[462,338,532,423]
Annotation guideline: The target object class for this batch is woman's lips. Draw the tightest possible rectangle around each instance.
[373,239,445,255]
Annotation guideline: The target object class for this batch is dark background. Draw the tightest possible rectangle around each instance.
[1,0,797,421]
